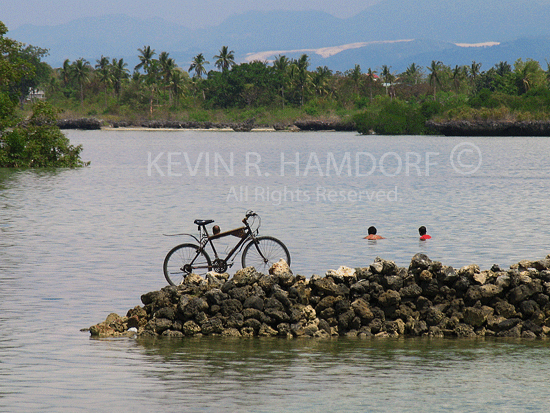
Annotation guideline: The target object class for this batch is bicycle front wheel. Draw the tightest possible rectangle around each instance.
[241,236,291,274]
[163,243,212,286]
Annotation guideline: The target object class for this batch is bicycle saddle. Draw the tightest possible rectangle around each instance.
[194,219,214,225]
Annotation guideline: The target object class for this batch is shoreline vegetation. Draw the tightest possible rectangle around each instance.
[5,20,550,168]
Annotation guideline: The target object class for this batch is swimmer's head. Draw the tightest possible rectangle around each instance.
[368,226,377,235]
[418,226,427,236]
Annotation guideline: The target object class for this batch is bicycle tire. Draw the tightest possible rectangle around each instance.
[163,243,212,286]
[241,236,291,274]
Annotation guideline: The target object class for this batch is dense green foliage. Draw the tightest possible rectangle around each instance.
[353,98,435,135]
[0,102,87,167]
[3,20,550,136]
[0,22,87,168]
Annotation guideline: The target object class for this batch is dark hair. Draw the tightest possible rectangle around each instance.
[213,225,221,235]
[368,226,377,235]
[418,226,427,236]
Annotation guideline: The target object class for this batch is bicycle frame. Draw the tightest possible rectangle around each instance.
[192,214,266,270]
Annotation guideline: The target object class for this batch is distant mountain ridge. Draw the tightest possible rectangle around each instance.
[9,0,550,72]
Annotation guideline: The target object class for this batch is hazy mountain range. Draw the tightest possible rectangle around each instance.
[9,0,550,73]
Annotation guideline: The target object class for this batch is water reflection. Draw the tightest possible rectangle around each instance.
[127,336,550,412]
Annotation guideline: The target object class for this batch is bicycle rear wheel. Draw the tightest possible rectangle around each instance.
[241,236,291,274]
[163,243,212,286]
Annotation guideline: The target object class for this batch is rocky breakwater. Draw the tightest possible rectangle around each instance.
[57,118,102,130]
[426,119,550,136]
[89,254,550,339]
[110,118,259,131]
[294,119,355,131]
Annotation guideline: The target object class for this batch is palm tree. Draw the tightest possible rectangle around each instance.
[468,61,482,90]
[312,66,333,97]
[159,51,176,104]
[170,69,186,106]
[131,70,141,85]
[365,68,377,101]
[452,65,467,91]
[110,58,129,99]
[428,60,443,98]
[469,61,482,81]
[145,59,160,116]
[95,55,110,106]
[72,58,91,105]
[381,65,396,97]
[348,64,362,94]
[404,63,423,85]
[135,45,156,74]
[214,46,235,72]
[495,61,511,77]
[273,54,290,108]
[291,54,310,106]
[60,59,71,86]
[515,58,545,94]
[189,53,210,79]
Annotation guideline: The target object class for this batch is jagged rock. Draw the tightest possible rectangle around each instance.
[273,123,290,131]
[426,120,550,137]
[454,323,476,337]
[154,307,176,320]
[232,118,255,132]
[58,118,101,130]
[294,119,355,131]
[409,253,432,275]
[289,282,311,305]
[399,283,422,298]
[233,267,262,287]
[457,264,480,279]
[385,319,406,335]
[463,307,488,327]
[312,278,344,296]
[201,317,224,335]
[145,318,173,334]
[222,328,242,337]
[243,295,264,311]
[378,290,401,307]
[419,270,433,282]
[326,266,357,283]
[425,307,445,326]
[351,298,374,322]
[258,323,278,336]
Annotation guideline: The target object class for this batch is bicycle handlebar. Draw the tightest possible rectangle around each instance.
[242,210,257,224]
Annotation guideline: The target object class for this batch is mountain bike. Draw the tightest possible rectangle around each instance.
[163,211,291,286]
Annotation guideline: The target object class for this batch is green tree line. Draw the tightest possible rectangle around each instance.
[0,22,87,167]
[4,20,550,136]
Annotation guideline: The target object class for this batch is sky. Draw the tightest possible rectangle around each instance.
[1,0,383,30]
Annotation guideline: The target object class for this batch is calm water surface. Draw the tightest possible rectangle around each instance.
[1,130,549,412]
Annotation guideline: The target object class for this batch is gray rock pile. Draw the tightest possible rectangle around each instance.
[89,254,550,339]
[294,119,355,131]
[57,118,101,130]
[426,119,550,136]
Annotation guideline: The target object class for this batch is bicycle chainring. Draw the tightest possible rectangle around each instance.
[212,258,228,273]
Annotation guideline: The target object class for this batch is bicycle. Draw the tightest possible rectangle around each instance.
[163,211,291,286]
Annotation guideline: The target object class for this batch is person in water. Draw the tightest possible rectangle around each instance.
[419,226,431,240]
[364,226,384,240]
